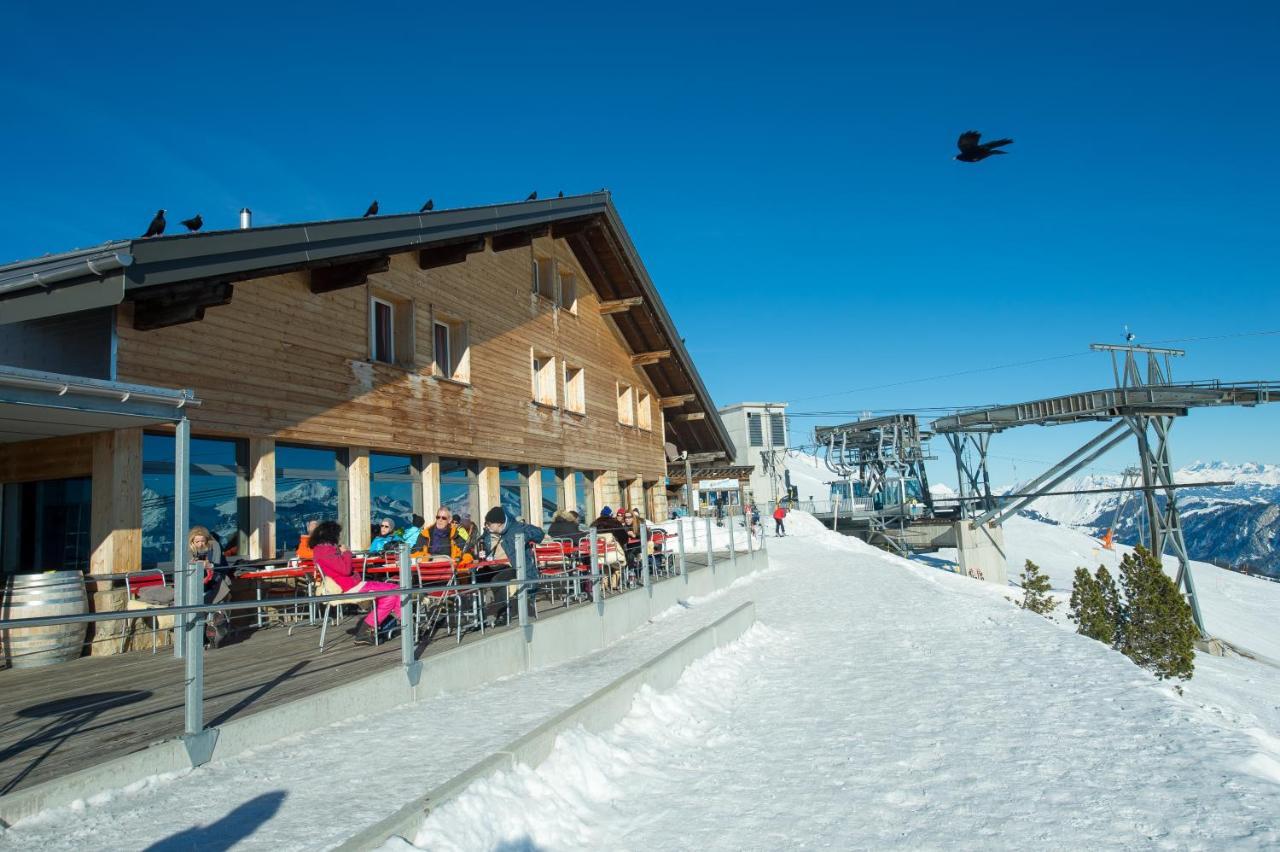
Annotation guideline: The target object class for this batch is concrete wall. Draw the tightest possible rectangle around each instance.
[955,520,1007,585]
[0,546,769,828]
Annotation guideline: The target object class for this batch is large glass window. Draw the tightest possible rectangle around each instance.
[1,477,91,574]
[540,467,563,526]
[439,457,476,519]
[142,433,246,566]
[573,471,594,520]
[499,464,528,521]
[370,452,418,528]
[275,443,347,556]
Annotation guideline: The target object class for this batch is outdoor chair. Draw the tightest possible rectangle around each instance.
[315,570,380,652]
[121,569,173,654]
[416,559,464,643]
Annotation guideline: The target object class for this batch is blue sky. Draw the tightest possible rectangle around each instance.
[2,1,1278,485]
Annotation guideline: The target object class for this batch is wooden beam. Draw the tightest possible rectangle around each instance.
[551,217,597,239]
[418,237,486,270]
[491,225,550,253]
[630,349,671,367]
[660,394,696,408]
[599,296,643,315]
[671,412,706,422]
[131,282,234,330]
[309,256,390,295]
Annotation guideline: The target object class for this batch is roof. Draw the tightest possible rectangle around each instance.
[718,401,789,413]
[0,193,732,457]
[668,464,756,485]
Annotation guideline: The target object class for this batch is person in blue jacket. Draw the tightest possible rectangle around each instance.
[476,506,545,626]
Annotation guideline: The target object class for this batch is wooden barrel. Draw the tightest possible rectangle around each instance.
[1,571,88,669]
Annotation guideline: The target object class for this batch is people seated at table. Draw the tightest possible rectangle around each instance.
[401,514,426,549]
[420,508,456,558]
[369,517,399,552]
[548,509,585,543]
[295,519,320,560]
[590,506,629,549]
[138,525,234,646]
[310,520,401,645]
[475,506,545,626]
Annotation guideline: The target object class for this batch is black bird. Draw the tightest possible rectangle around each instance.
[526,191,537,201]
[420,199,434,212]
[955,130,1013,163]
[557,190,564,198]
[180,214,203,232]
[142,209,166,238]
[364,200,379,217]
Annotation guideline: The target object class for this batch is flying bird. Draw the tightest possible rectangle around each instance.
[364,200,379,217]
[142,209,166,238]
[180,214,203,232]
[954,130,1013,163]
[420,199,434,212]
[526,191,537,201]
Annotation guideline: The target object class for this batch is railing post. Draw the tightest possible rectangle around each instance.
[177,416,216,766]
[515,532,529,638]
[678,519,688,582]
[399,546,420,687]
[692,512,698,546]
[728,506,737,569]
[589,529,603,615]
[640,522,651,596]
[705,516,714,572]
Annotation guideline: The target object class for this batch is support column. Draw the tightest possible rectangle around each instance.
[598,469,620,512]
[89,427,142,578]
[420,454,441,521]
[628,479,644,514]
[248,438,276,559]
[477,461,500,516]
[527,468,544,527]
[348,448,370,551]
[563,469,579,514]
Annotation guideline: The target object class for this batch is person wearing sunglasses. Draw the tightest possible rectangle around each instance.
[421,509,456,558]
[369,517,398,552]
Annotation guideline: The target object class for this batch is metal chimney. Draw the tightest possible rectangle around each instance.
[239,208,252,229]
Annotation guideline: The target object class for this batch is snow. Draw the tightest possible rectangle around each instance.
[6,514,1280,850]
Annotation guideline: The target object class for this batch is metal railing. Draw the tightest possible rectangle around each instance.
[0,515,767,774]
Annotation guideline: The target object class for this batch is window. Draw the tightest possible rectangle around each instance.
[573,471,595,520]
[540,467,563,528]
[499,464,529,520]
[275,444,348,556]
[558,270,577,312]
[433,314,470,383]
[532,352,558,406]
[769,413,787,448]
[1,477,91,574]
[617,383,634,426]
[141,433,247,566]
[564,364,585,414]
[748,413,763,447]
[369,294,414,367]
[370,452,419,530]
[533,256,555,301]
[439,458,477,519]
[637,391,653,431]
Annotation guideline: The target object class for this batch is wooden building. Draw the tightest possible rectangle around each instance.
[0,193,733,586]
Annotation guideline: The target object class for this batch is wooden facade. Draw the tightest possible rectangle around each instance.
[0,196,730,590]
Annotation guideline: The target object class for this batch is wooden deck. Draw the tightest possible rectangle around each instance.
[0,559,716,799]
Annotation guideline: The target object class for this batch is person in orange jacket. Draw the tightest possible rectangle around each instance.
[773,504,788,537]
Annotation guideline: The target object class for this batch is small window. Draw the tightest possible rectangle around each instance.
[370,297,394,364]
[433,314,470,383]
[748,413,764,447]
[637,391,652,431]
[617,383,634,426]
[558,270,577,313]
[534,256,556,301]
[564,364,585,414]
[532,352,557,406]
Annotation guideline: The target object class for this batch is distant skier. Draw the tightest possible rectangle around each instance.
[773,504,787,537]
[750,504,762,539]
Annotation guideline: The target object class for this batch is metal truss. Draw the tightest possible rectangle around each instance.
[816,414,936,515]
[945,431,993,519]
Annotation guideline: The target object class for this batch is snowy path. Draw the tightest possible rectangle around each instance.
[404,515,1280,850]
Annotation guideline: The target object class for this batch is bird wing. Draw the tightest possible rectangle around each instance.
[982,137,1013,150]
[957,131,981,153]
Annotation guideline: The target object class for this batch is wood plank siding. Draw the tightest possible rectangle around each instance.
[112,236,668,478]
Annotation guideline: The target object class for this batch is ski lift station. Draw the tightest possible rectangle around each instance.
[715,402,790,508]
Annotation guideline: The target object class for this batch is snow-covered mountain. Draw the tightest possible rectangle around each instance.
[1020,461,1280,579]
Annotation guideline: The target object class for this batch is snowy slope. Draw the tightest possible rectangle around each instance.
[9,515,1280,849]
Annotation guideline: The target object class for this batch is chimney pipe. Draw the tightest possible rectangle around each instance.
[239,208,252,229]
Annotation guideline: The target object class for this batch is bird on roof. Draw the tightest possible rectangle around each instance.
[180,214,203,232]
[526,191,537,201]
[557,191,564,198]
[420,199,434,212]
[364,201,379,217]
[1125,325,1135,343]
[954,130,1013,163]
[142,209,166,238]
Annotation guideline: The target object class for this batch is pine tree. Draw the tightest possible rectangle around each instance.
[1068,566,1114,644]
[1018,559,1058,616]
[1095,565,1122,649]
[1118,547,1197,681]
